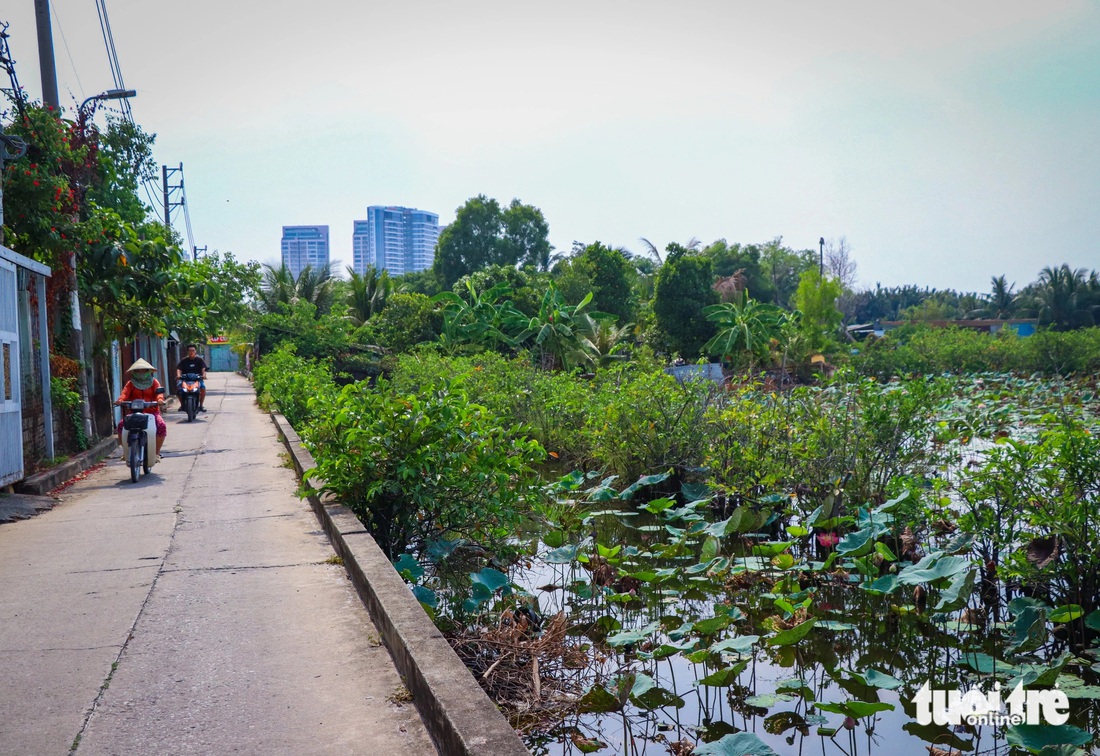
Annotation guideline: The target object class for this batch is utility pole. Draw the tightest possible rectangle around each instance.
[819,237,825,277]
[162,163,184,232]
[33,1,92,439]
[33,0,58,109]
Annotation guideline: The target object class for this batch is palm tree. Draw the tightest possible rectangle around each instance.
[1036,265,1094,330]
[345,266,393,326]
[294,265,337,315]
[257,263,337,317]
[988,275,1016,319]
[257,264,296,313]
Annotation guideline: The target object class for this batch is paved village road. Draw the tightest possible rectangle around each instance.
[0,372,435,755]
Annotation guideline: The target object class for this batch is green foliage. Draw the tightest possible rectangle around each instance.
[254,300,357,362]
[1034,264,1099,330]
[356,292,440,353]
[77,209,189,339]
[86,116,157,225]
[707,375,948,511]
[171,251,261,341]
[958,414,1100,630]
[257,264,337,317]
[702,239,776,304]
[552,242,637,325]
[344,265,393,326]
[433,280,517,354]
[389,353,714,480]
[580,368,716,482]
[851,325,1100,377]
[433,195,551,287]
[703,291,789,367]
[507,284,601,371]
[251,345,336,429]
[758,237,816,308]
[652,243,718,357]
[305,378,545,558]
[2,104,86,270]
[451,264,550,318]
[793,269,843,352]
[50,376,87,451]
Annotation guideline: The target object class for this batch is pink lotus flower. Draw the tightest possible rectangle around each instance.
[816,532,840,549]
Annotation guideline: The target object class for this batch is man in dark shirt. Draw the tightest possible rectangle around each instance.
[176,344,209,412]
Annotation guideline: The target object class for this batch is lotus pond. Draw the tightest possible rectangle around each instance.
[396,374,1100,756]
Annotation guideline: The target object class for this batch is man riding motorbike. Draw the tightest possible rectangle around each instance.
[176,344,209,412]
[115,359,167,460]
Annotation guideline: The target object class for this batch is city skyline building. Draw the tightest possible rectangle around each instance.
[281,225,330,278]
[351,206,439,276]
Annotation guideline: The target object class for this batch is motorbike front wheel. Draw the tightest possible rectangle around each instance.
[129,438,142,483]
[186,395,197,422]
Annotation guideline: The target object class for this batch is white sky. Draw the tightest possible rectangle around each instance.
[3,0,1099,292]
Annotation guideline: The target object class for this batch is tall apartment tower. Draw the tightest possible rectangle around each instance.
[350,207,439,276]
[281,225,330,278]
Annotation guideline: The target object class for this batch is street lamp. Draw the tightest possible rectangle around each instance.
[79,88,136,116]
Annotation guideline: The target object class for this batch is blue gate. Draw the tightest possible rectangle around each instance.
[208,344,238,372]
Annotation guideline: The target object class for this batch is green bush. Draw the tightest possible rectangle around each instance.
[581,368,717,482]
[850,325,1100,377]
[706,375,948,514]
[251,345,335,430]
[305,377,545,558]
[356,292,442,354]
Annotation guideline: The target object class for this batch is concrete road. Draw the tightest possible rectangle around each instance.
[0,372,435,755]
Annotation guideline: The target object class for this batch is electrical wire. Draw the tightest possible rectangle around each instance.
[50,4,85,102]
[94,0,193,239]
[181,178,197,258]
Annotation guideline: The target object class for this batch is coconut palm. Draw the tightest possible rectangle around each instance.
[257,263,337,317]
[345,266,393,326]
[1035,265,1095,330]
[988,275,1016,319]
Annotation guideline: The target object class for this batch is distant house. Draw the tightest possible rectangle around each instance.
[865,319,1039,338]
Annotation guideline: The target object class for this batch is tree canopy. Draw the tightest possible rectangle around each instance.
[432,195,552,288]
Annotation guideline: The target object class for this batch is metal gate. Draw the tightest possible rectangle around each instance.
[208,344,238,372]
[0,256,22,486]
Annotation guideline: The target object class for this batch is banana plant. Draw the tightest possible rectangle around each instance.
[432,280,518,354]
[703,289,790,369]
[505,284,601,370]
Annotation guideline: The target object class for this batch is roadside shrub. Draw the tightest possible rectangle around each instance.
[305,378,545,559]
[252,345,335,430]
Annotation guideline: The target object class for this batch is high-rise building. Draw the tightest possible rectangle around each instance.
[350,207,439,276]
[281,225,330,278]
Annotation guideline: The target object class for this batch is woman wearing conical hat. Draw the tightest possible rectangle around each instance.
[114,358,168,460]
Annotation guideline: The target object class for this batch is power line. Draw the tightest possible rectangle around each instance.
[50,5,85,101]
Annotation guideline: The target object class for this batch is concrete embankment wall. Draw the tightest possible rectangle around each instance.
[271,413,530,756]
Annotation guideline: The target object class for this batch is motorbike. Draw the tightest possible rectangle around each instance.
[178,372,202,422]
[120,389,165,483]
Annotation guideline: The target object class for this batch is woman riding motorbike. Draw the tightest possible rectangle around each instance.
[114,359,167,460]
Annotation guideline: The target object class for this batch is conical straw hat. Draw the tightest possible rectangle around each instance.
[128,358,156,372]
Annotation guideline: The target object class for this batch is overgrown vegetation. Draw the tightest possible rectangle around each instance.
[246,196,1100,754]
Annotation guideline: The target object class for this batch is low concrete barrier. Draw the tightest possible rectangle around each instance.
[271,413,530,756]
[15,436,118,496]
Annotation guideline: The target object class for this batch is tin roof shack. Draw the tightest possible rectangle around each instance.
[873,319,1038,337]
[0,245,53,488]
